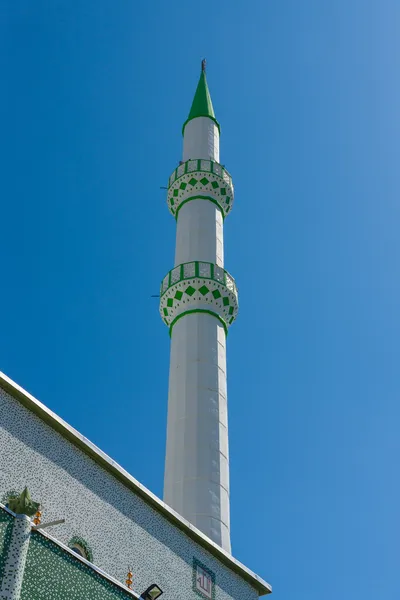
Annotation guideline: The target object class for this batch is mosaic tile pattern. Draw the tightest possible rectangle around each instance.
[0,515,31,600]
[0,389,259,600]
[21,531,133,600]
[0,509,13,583]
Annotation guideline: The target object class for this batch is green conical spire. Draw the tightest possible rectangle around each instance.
[7,487,40,517]
[182,60,220,134]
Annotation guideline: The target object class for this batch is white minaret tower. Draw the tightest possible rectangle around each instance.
[160,61,237,553]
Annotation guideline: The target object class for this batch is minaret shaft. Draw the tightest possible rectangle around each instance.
[161,68,237,553]
[174,202,224,267]
[164,312,230,551]
[183,117,220,162]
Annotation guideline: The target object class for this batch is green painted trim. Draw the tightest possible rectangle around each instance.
[174,196,225,220]
[182,114,221,136]
[169,309,228,337]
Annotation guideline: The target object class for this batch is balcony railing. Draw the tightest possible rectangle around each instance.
[160,261,237,298]
[168,159,232,189]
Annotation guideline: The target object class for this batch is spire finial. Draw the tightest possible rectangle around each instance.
[182,59,220,134]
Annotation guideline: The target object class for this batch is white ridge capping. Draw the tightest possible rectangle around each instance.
[0,371,272,596]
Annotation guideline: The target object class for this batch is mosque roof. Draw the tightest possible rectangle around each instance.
[0,371,272,596]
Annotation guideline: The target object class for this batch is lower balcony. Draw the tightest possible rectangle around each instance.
[159,261,239,333]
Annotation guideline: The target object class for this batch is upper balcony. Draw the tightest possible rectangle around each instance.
[167,159,234,219]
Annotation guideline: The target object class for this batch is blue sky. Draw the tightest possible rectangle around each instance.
[2,1,399,598]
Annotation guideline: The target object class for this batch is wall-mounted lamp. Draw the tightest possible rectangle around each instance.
[141,584,163,600]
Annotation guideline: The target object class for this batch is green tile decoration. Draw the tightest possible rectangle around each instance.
[21,532,133,600]
[0,507,14,583]
[198,285,210,296]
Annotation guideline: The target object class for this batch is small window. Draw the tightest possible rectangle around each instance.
[68,536,93,562]
[70,543,86,558]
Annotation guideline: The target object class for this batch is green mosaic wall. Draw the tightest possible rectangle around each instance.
[21,532,134,600]
[0,507,13,583]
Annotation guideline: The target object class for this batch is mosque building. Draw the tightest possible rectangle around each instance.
[0,63,271,600]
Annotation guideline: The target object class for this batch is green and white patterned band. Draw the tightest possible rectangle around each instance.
[159,261,239,333]
[167,159,234,219]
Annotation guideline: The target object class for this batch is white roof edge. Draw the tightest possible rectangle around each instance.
[0,372,272,596]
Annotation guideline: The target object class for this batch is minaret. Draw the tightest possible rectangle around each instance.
[160,61,237,553]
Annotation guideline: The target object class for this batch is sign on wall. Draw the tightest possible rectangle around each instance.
[193,559,215,600]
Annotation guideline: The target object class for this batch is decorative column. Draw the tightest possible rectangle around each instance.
[0,489,39,600]
[0,515,31,600]
[160,62,238,553]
